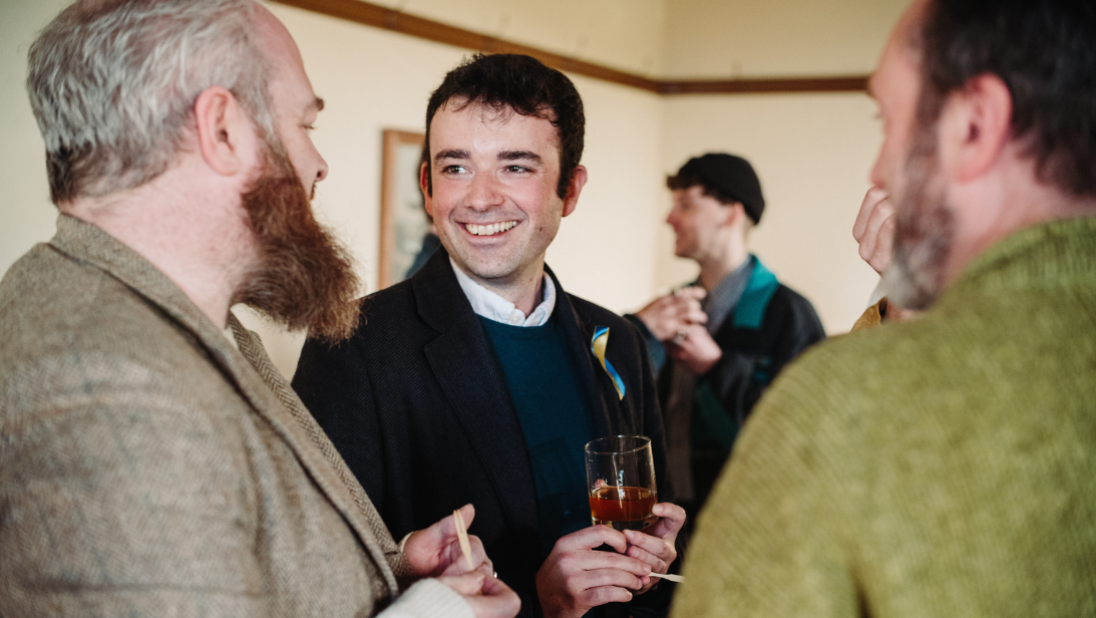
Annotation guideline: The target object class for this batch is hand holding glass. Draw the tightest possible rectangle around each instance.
[584,435,657,531]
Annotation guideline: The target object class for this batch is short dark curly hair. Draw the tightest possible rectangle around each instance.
[914,0,1096,197]
[423,53,585,200]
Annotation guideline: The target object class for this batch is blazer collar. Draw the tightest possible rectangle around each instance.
[411,249,541,528]
[48,214,401,596]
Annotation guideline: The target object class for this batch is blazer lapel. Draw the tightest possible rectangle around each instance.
[412,251,541,529]
[49,215,402,596]
[544,266,622,440]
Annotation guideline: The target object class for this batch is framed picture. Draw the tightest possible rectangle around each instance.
[378,129,431,289]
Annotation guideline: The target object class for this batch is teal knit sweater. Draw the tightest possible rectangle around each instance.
[673,217,1096,617]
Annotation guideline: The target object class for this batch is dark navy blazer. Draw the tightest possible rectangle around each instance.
[293,248,674,618]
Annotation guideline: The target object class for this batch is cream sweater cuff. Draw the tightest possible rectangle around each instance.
[380,578,475,618]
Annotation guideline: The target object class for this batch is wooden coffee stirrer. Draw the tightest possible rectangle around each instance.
[453,508,475,570]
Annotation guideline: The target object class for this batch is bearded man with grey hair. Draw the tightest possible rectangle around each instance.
[0,1,519,617]
[674,0,1096,616]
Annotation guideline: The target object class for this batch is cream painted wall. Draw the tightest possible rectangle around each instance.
[368,0,668,77]
[0,0,71,288]
[662,0,908,78]
[658,93,885,334]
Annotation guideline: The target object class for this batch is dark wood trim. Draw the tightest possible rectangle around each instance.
[659,76,868,95]
[272,0,869,95]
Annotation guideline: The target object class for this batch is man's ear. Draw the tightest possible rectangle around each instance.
[940,73,1013,183]
[193,86,257,177]
[720,202,746,228]
[561,165,588,218]
[420,161,434,218]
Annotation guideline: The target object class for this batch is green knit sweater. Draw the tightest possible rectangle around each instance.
[672,216,1096,618]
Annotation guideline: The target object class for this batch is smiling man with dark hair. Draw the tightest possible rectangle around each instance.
[673,0,1096,616]
[294,53,685,618]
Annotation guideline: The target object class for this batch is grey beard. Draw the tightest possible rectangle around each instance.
[881,224,951,311]
[880,147,956,311]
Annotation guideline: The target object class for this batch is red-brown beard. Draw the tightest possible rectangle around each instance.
[233,147,362,343]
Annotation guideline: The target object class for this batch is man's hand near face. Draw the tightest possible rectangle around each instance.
[852,186,897,275]
[851,186,919,324]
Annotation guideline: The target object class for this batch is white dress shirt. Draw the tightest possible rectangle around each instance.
[450,257,556,327]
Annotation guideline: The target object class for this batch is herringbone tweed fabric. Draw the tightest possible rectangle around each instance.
[0,214,469,618]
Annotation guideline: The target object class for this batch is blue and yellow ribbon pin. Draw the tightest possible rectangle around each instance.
[591,326,626,400]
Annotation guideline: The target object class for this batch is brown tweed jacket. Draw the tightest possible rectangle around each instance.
[0,215,469,618]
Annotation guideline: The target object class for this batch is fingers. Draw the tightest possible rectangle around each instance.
[678,300,708,325]
[554,524,629,554]
[623,530,674,572]
[582,585,634,607]
[454,503,476,532]
[868,215,896,274]
[537,528,652,617]
[646,502,686,540]
[635,287,709,342]
[858,204,896,274]
[675,286,706,302]
[424,503,476,547]
[624,504,685,569]
[405,504,480,577]
[671,326,722,374]
[853,187,896,275]
[464,576,522,618]
[441,533,490,576]
[853,186,889,241]
[555,547,652,578]
[573,566,646,590]
[439,571,487,596]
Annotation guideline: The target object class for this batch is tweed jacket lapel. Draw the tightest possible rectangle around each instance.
[412,250,541,530]
[229,318,408,590]
[49,215,402,596]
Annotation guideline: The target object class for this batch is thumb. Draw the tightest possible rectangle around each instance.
[456,503,476,531]
[423,503,477,548]
[438,571,487,597]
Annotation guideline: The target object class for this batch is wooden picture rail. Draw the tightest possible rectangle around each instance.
[272,0,870,95]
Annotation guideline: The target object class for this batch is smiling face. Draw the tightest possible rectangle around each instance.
[424,101,583,292]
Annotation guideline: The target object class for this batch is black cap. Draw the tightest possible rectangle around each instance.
[675,153,765,224]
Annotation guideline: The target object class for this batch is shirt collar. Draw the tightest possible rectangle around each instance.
[450,257,556,327]
[704,255,755,335]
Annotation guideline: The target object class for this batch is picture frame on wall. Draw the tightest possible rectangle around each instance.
[378,129,431,289]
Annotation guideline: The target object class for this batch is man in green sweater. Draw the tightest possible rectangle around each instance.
[673,0,1096,616]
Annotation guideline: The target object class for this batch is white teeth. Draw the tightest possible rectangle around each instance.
[466,221,517,236]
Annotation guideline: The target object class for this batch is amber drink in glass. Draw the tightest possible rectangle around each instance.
[584,435,657,531]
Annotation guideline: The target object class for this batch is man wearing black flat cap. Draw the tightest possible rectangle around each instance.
[627,153,824,530]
